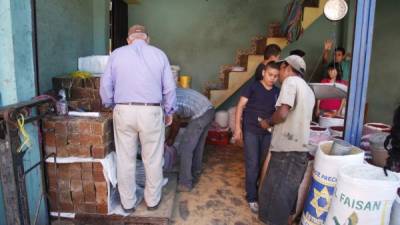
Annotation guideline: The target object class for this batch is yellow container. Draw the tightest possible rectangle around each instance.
[179,75,191,88]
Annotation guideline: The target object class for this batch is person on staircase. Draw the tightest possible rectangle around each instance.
[234,62,280,213]
[165,88,215,192]
[100,24,176,213]
[323,39,352,82]
[258,55,315,225]
[253,44,282,81]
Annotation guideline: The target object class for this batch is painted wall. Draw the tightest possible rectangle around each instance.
[367,0,400,124]
[36,0,109,93]
[0,0,47,224]
[128,0,289,92]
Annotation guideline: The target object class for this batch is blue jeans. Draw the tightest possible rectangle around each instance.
[179,109,215,187]
[243,130,271,202]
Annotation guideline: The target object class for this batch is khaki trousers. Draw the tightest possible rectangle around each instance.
[113,104,164,208]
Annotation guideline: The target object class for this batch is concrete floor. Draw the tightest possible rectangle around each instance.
[51,144,264,225]
[170,145,264,225]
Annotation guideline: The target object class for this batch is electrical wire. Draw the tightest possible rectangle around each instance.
[17,114,32,153]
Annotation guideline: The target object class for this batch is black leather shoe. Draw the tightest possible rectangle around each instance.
[147,197,162,211]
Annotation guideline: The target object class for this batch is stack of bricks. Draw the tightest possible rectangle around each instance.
[43,114,114,214]
[52,75,110,112]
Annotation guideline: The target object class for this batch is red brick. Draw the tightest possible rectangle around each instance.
[82,170,93,181]
[79,121,91,134]
[95,182,107,205]
[43,120,55,130]
[91,122,104,135]
[79,146,91,158]
[71,191,84,205]
[55,135,68,148]
[57,178,71,192]
[83,180,96,202]
[54,121,68,136]
[59,202,74,212]
[91,144,110,158]
[96,203,108,214]
[44,132,56,147]
[46,173,57,190]
[70,169,82,180]
[93,171,105,182]
[67,120,80,134]
[59,190,72,204]
[71,179,83,192]
[81,162,93,171]
[44,146,56,156]
[77,202,97,213]
[93,163,103,171]
[68,134,80,145]
[80,135,91,146]
[56,146,69,158]
[65,144,81,157]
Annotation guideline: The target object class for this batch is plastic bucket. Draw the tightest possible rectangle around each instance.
[390,194,400,225]
[301,141,365,225]
[325,164,400,225]
[363,123,392,135]
[329,126,344,138]
[215,110,229,128]
[179,75,191,88]
[319,116,344,128]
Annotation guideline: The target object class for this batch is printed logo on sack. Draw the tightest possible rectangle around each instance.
[302,171,336,225]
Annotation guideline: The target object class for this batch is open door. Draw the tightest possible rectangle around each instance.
[111,0,128,50]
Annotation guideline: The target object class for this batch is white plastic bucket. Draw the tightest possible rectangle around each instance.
[363,123,391,135]
[228,107,236,132]
[301,141,365,225]
[390,194,400,225]
[325,164,400,225]
[215,110,229,128]
[329,126,344,138]
[319,116,344,128]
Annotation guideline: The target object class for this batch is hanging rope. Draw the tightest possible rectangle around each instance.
[17,114,32,153]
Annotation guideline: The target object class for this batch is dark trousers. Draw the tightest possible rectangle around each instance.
[258,151,308,225]
[243,130,271,202]
[179,109,215,187]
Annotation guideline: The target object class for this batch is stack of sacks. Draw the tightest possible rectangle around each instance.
[43,114,115,214]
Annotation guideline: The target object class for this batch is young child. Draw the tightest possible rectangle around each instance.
[316,63,348,117]
[234,62,280,213]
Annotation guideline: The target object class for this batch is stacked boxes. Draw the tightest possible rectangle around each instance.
[43,114,114,214]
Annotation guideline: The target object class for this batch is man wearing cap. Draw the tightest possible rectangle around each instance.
[258,55,315,225]
[100,24,176,212]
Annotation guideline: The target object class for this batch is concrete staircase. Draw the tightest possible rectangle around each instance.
[208,0,327,108]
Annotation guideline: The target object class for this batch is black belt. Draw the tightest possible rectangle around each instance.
[117,102,161,106]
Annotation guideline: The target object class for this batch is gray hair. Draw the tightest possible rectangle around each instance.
[128,33,149,42]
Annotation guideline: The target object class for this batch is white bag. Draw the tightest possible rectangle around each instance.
[329,126,344,138]
[215,110,229,128]
[390,194,400,225]
[319,116,344,128]
[301,141,365,225]
[326,164,400,225]
[78,55,109,74]
[363,123,391,136]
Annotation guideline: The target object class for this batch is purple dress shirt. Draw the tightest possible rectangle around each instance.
[100,40,176,115]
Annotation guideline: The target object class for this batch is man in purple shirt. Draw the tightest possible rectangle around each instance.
[100,24,176,213]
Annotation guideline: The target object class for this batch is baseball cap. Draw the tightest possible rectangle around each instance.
[279,55,306,75]
[128,24,147,36]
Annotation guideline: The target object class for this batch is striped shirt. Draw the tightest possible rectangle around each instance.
[175,88,213,120]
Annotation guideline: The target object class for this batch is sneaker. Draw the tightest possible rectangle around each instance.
[147,195,162,211]
[249,202,259,213]
[121,206,135,215]
[177,184,192,192]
